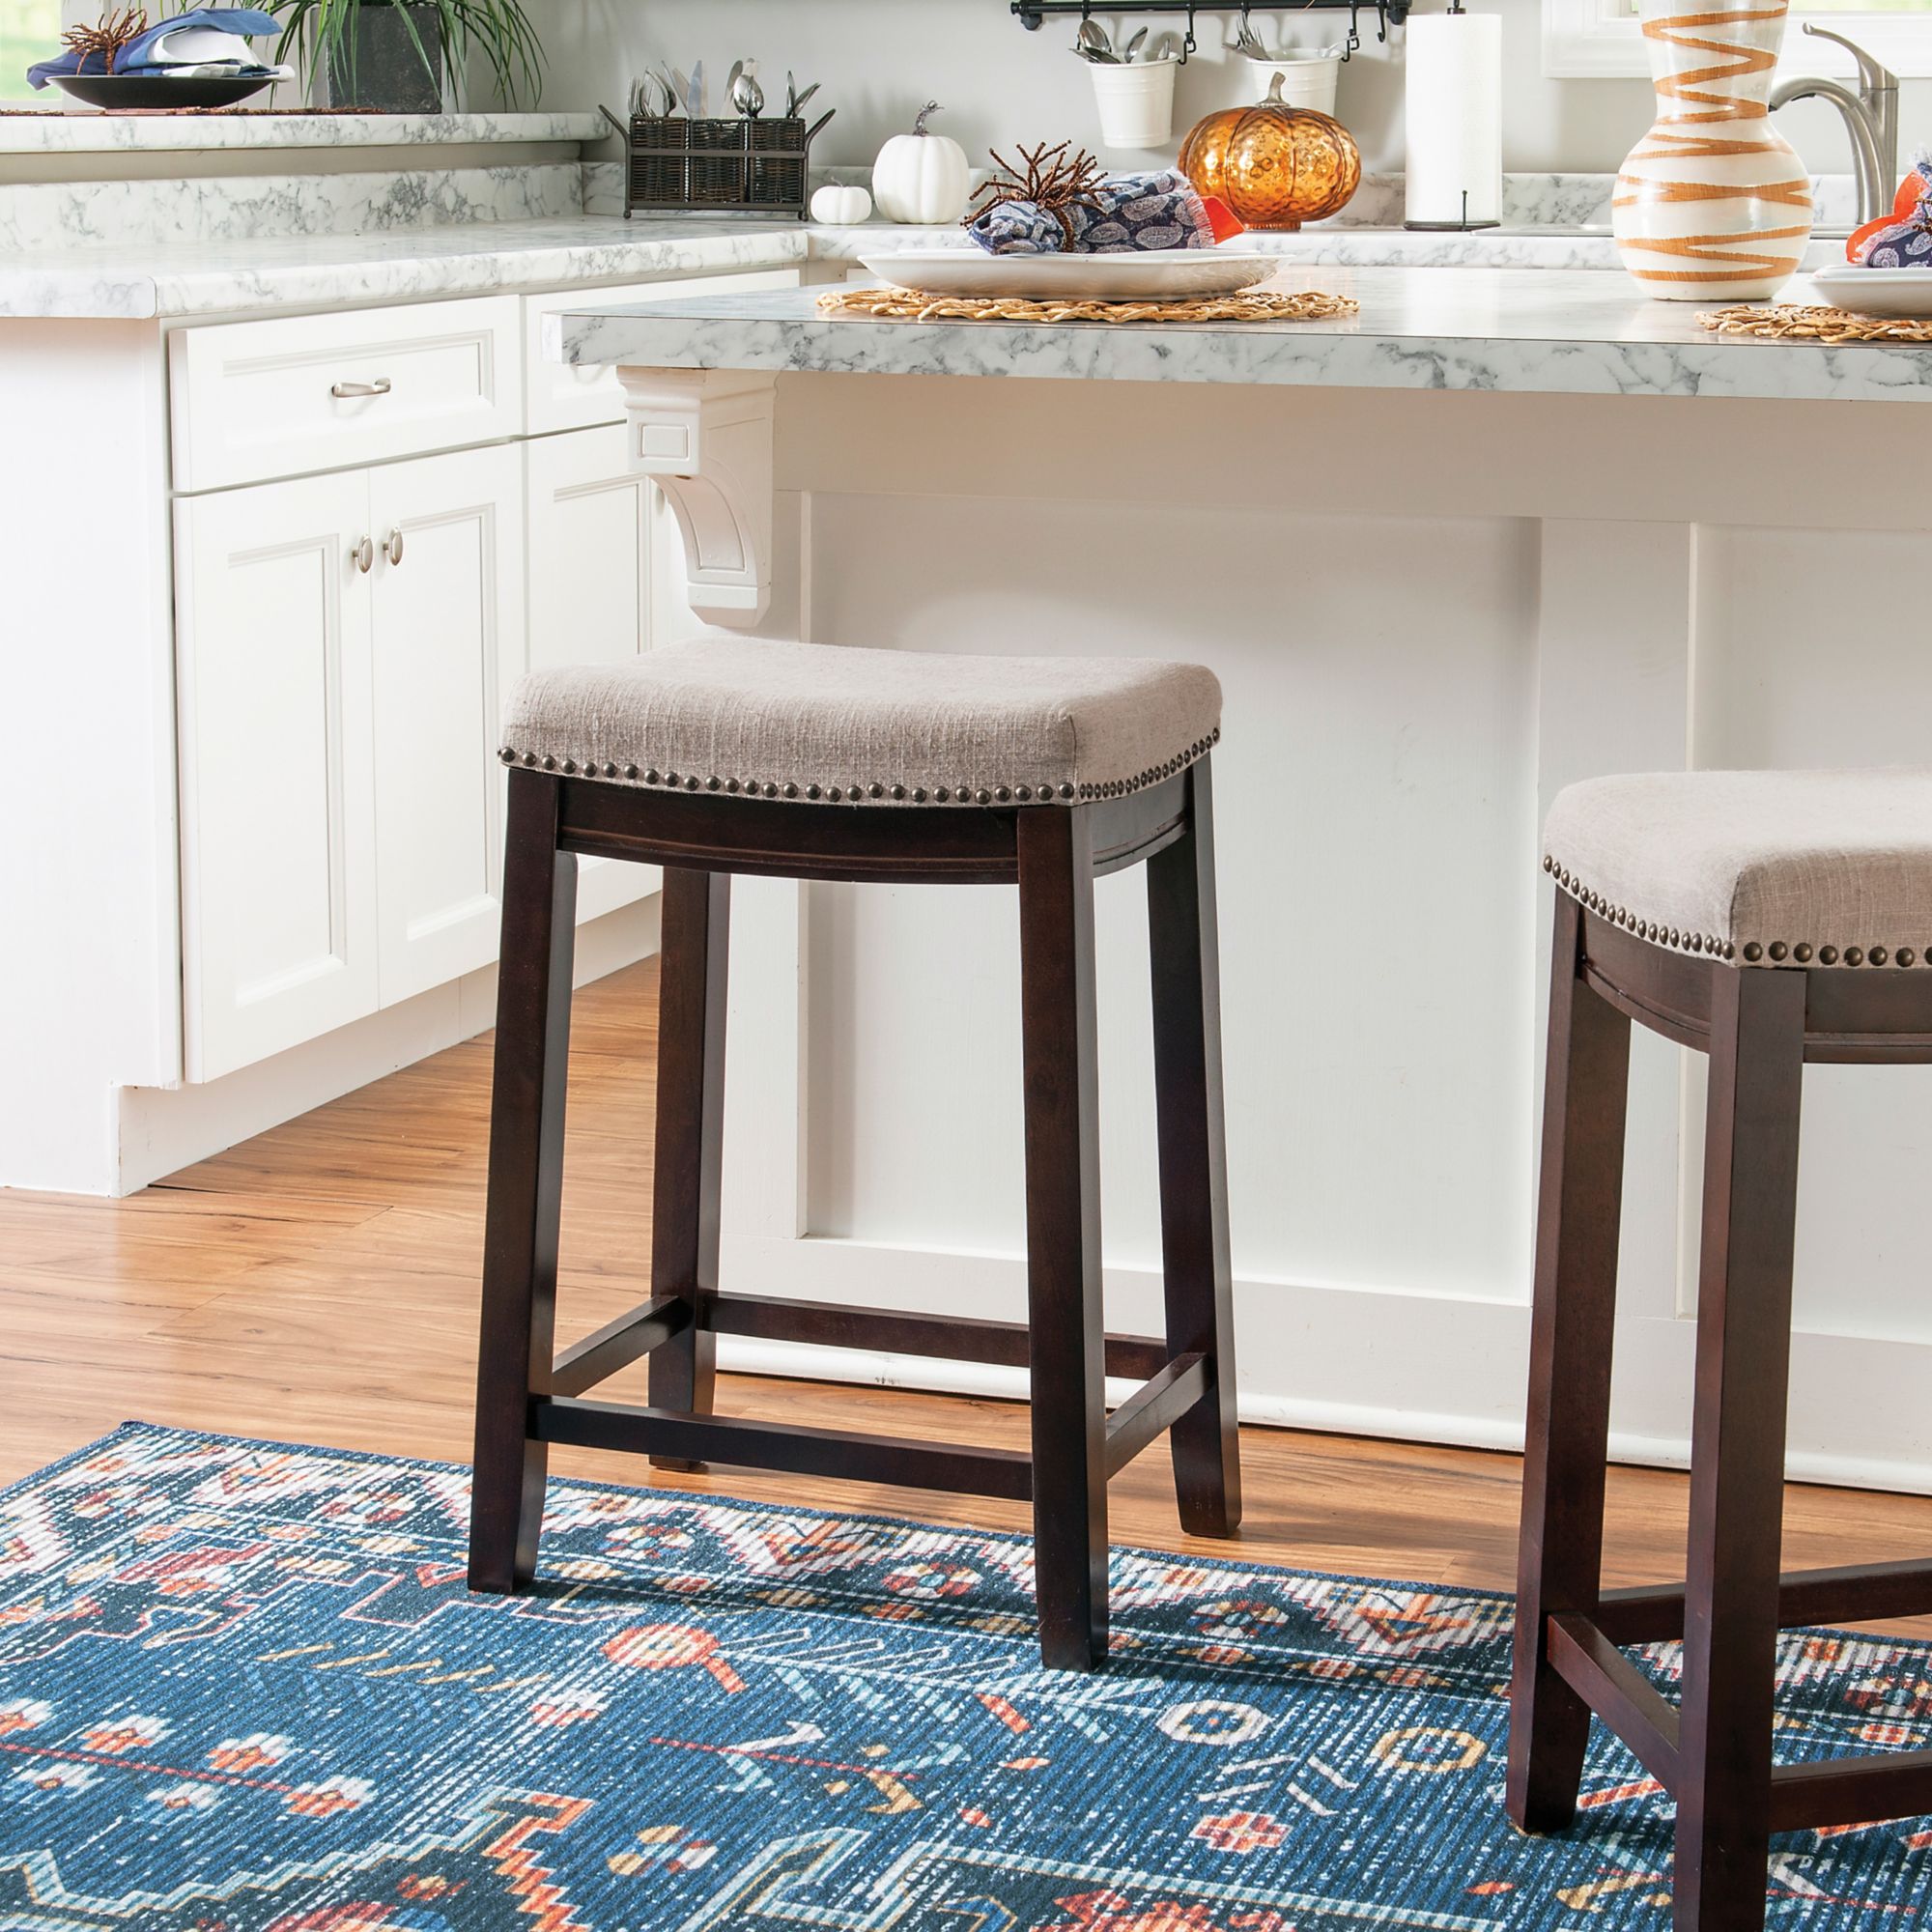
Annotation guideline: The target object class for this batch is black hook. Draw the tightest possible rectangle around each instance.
[1181,0,1197,60]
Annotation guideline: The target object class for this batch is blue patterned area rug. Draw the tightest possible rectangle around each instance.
[1,1426,1928,1929]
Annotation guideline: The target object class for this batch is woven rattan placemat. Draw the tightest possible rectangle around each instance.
[819,287,1359,326]
[1698,303,1932,344]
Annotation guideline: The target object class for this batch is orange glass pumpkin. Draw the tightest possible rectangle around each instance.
[1177,106,1244,205]
[1179,76,1360,232]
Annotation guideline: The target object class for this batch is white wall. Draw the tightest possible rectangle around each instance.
[532,0,1920,184]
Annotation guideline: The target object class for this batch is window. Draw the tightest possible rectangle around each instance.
[1546,0,1932,78]
[2,0,63,104]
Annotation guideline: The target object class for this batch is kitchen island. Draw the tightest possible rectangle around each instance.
[552,268,1932,1491]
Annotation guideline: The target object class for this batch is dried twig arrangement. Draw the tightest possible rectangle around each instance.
[62,6,149,73]
[969,140,1106,247]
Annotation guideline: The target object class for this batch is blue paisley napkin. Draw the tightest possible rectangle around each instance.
[967,170,1218,255]
[1854,155,1932,267]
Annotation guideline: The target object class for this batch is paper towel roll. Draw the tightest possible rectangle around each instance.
[1404,11,1503,228]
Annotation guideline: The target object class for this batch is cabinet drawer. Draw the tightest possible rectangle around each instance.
[522,270,799,436]
[170,295,523,493]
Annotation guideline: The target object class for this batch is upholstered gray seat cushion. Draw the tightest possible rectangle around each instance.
[501,639,1221,806]
[1545,769,1932,967]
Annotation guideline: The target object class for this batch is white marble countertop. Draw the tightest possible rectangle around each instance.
[0,216,820,321]
[0,212,1866,324]
[0,109,605,154]
[553,266,1932,406]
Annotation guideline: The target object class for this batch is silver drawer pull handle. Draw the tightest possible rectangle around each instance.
[354,536,374,574]
[384,526,404,567]
[331,377,392,399]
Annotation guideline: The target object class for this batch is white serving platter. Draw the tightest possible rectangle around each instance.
[1808,265,1932,321]
[856,248,1281,303]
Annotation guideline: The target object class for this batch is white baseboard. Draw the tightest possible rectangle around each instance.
[111,895,661,1197]
[713,1334,1932,1499]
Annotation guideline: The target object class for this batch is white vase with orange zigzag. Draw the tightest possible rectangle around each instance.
[1613,0,1814,299]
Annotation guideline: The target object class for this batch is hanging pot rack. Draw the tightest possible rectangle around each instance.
[1010,0,1408,60]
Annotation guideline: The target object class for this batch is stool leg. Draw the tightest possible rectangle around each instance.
[646,865,730,1469]
[1507,892,1631,1831]
[1147,758,1240,1537]
[1673,966,1804,1932]
[1018,805,1108,1672]
[469,771,578,1592]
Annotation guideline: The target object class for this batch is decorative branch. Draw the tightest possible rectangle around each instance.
[969,139,1106,247]
[62,5,148,74]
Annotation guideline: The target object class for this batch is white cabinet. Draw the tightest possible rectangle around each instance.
[175,471,381,1082]
[177,445,523,1078]
[171,269,795,1085]
[525,423,669,922]
[369,443,526,1004]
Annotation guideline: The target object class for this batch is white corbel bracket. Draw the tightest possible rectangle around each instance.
[616,367,777,628]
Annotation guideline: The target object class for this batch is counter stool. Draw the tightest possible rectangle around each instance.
[467,638,1239,1671]
[1508,769,1932,1930]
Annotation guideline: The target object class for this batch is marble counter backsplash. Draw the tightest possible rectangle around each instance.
[0,152,1863,320]
[582,161,1855,236]
[0,160,583,253]
[3,155,1855,257]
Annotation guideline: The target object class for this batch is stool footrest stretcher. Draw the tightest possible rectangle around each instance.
[532,1394,1036,1499]
[1548,1593,1932,1832]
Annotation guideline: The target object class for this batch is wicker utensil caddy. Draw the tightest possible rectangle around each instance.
[600,105,831,219]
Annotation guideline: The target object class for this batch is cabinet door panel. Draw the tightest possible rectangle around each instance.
[175,472,378,1082]
[526,424,662,923]
[368,442,526,1004]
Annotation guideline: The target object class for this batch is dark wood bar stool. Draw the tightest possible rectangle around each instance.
[1507,769,1932,1930]
[467,637,1239,1671]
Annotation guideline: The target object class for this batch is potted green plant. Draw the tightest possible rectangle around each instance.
[269,0,543,113]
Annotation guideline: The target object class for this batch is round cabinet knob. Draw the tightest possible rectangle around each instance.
[354,536,375,573]
[385,527,404,567]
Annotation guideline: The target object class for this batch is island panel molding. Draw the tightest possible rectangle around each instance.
[614,366,778,626]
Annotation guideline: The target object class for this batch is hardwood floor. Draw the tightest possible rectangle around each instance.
[2,955,1926,1631]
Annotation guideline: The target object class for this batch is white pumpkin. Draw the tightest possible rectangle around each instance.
[871,101,971,225]
[810,183,873,225]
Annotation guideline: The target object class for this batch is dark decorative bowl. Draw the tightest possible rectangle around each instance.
[53,71,273,110]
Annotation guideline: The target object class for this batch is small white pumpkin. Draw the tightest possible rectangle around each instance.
[871,101,972,225]
[810,183,874,225]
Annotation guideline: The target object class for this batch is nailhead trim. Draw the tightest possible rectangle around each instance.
[1544,853,1924,968]
[494,727,1220,808]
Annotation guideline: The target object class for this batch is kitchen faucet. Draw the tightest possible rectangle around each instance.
[1769,23,1899,225]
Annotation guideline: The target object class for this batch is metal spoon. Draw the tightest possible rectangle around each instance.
[789,80,819,117]
[1122,25,1150,60]
[731,67,765,118]
[1074,18,1117,60]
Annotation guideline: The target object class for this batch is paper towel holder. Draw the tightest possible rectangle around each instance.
[1404,189,1501,233]
[1400,0,1501,232]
